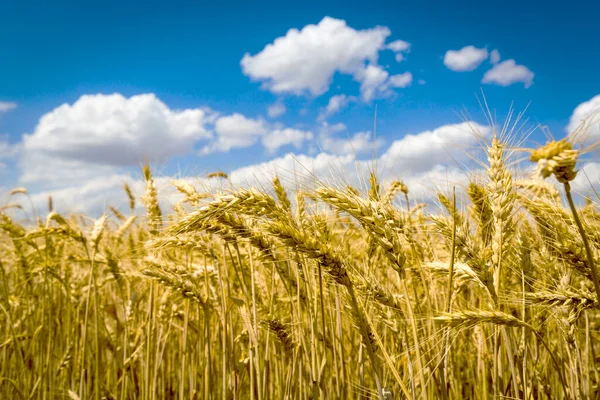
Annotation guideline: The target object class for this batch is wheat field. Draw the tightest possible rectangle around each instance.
[1,124,599,399]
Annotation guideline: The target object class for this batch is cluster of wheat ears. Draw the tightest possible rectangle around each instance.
[1,121,599,399]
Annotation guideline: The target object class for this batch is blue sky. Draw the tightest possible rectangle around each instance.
[1,0,599,213]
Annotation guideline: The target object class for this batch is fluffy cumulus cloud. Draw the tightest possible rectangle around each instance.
[17,93,319,185]
[262,128,314,153]
[228,152,478,205]
[354,64,390,101]
[26,173,217,216]
[230,151,357,190]
[204,113,268,153]
[13,104,599,216]
[231,121,492,202]
[25,148,599,218]
[23,93,215,167]
[567,94,600,140]
[482,60,534,88]
[241,17,390,96]
[444,46,489,72]
[402,165,473,201]
[241,17,411,101]
[380,122,491,174]
[28,173,137,214]
[19,152,353,215]
[17,119,498,215]
[19,152,119,187]
[354,66,412,102]
[204,113,313,154]
[572,162,600,194]
[0,101,17,113]
[320,130,377,155]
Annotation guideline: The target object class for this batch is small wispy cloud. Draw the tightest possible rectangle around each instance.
[0,135,20,160]
[267,99,286,118]
[0,101,17,113]
[318,94,356,121]
[489,49,500,64]
[386,39,411,62]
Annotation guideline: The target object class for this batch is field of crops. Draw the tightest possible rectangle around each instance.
[1,130,599,399]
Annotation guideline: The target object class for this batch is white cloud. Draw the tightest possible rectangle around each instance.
[16,107,600,218]
[320,130,379,155]
[23,93,215,167]
[567,94,600,141]
[229,122,493,203]
[28,173,137,214]
[229,121,491,194]
[403,165,473,202]
[230,151,357,189]
[203,113,268,153]
[490,49,500,64]
[354,64,390,102]
[240,17,414,102]
[572,162,600,194]
[267,99,287,118]
[19,93,318,186]
[0,140,10,159]
[386,39,410,53]
[19,152,124,187]
[227,150,481,205]
[0,136,17,176]
[262,128,314,153]
[482,59,534,88]
[205,113,315,154]
[444,46,488,72]
[28,154,598,218]
[311,122,382,156]
[320,122,347,135]
[387,39,411,63]
[353,66,412,102]
[26,174,212,216]
[240,16,390,96]
[380,122,491,174]
[318,94,357,121]
[0,101,17,113]
[17,120,498,215]
[388,72,413,88]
